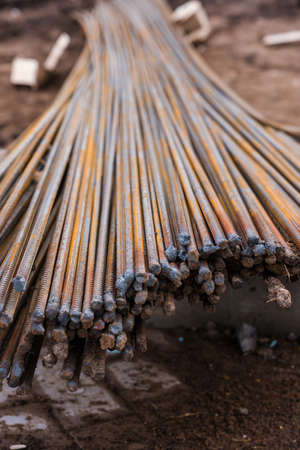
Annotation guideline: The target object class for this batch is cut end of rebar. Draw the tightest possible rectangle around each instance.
[252,243,266,257]
[145,273,157,288]
[135,272,148,284]
[178,231,191,247]
[46,295,60,320]
[124,270,135,286]
[70,310,81,326]
[80,309,94,329]
[91,295,104,312]
[33,309,45,323]
[0,367,8,380]
[0,313,13,329]
[247,235,260,247]
[165,245,177,262]
[228,233,242,248]
[12,275,26,293]
[31,322,45,336]
[135,289,148,306]
[115,276,127,296]
[187,248,199,269]
[149,261,161,276]
[104,293,116,312]
[265,242,277,256]
[116,296,129,314]
[177,247,188,261]
[58,308,70,327]
[52,326,68,343]
[43,352,57,369]
[67,379,80,392]
[8,362,24,387]
[200,244,220,258]
[216,238,228,250]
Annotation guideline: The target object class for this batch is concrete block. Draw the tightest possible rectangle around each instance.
[34,362,126,429]
[107,358,182,401]
[10,57,43,88]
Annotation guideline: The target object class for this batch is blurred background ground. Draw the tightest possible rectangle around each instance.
[0,1,299,449]
[1,0,300,146]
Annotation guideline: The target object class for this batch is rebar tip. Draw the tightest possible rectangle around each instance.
[8,362,24,387]
[0,313,13,329]
[165,245,178,262]
[216,238,228,250]
[104,293,116,312]
[247,235,260,247]
[31,322,45,336]
[70,310,81,326]
[252,243,266,257]
[33,309,45,323]
[149,261,161,276]
[178,231,191,247]
[67,379,80,392]
[177,247,188,261]
[42,352,57,369]
[0,367,8,380]
[91,295,104,312]
[135,272,148,284]
[80,309,94,329]
[135,289,148,305]
[124,270,135,286]
[58,309,70,327]
[115,276,127,296]
[265,242,277,256]
[12,275,26,293]
[52,326,68,343]
[200,244,220,257]
[46,295,60,320]
[145,273,158,288]
[228,233,242,248]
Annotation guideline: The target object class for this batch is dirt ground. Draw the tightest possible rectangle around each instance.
[0,0,299,449]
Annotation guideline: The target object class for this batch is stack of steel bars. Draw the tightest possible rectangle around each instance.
[0,0,299,390]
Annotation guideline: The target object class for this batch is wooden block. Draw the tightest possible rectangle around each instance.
[10,57,46,88]
[171,0,211,44]
[44,33,71,73]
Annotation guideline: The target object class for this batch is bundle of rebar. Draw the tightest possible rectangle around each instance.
[0,0,299,391]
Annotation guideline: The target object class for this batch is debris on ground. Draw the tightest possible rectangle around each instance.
[263,30,300,46]
[10,33,70,88]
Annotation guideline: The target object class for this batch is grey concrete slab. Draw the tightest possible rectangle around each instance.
[107,358,182,401]
[34,362,127,430]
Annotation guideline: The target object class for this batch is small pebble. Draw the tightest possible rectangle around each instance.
[269,339,278,349]
[10,445,27,450]
[236,323,257,353]
[287,332,298,342]
[257,347,275,360]
[239,407,249,416]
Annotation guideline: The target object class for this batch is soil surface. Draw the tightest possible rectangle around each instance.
[0,0,300,449]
